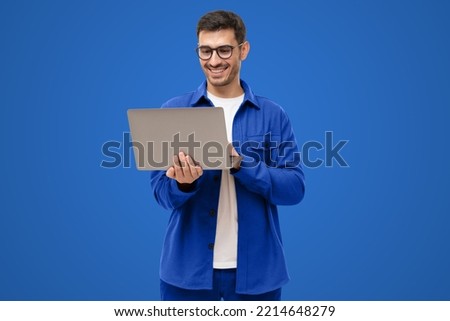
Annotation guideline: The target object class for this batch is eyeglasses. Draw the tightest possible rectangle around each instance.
[195,42,245,60]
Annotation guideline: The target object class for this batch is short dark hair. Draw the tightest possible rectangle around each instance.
[197,10,246,44]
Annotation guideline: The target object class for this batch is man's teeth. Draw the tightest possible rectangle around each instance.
[210,68,226,73]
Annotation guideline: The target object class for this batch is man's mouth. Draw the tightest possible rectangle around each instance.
[207,65,228,75]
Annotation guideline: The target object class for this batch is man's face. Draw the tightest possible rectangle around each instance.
[197,29,249,91]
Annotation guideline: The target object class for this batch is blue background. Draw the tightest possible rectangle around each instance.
[1,0,449,300]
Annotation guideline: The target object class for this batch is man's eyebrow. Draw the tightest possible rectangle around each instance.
[197,43,233,47]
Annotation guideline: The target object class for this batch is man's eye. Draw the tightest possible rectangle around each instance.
[218,47,232,55]
[200,48,212,54]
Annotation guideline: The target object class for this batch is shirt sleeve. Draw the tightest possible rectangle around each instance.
[231,111,305,206]
[150,171,204,210]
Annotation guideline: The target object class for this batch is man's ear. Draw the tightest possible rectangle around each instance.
[240,41,250,61]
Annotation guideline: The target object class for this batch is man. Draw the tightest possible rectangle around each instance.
[150,10,305,300]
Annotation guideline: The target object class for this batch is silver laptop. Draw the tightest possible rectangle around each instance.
[127,107,232,170]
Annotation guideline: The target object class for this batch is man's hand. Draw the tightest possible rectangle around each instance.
[230,147,242,170]
[166,152,203,185]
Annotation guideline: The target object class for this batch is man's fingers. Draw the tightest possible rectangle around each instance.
[173,154,185,179]
[179,152,192,177]
[185,155,203,177]
[195,165,203,177]
[166,167,175,179]
[185,155,199,178]
[173,154,181,167]
[168,152,203,184]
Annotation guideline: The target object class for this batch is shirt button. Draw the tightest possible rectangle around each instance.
[208,243,214,250]
[213,175,219,182]
[209,209,216,217]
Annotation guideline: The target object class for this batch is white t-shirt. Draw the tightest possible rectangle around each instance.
[207,91,244,269]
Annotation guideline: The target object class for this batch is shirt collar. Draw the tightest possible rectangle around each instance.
[190,79,260,109]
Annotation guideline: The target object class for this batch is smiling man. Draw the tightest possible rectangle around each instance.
[150,10,305,301]
[197,28,247,97]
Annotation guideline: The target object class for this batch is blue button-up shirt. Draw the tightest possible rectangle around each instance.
[150,80,305,295]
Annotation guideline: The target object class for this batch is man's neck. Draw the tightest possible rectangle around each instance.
[207,80,244,98]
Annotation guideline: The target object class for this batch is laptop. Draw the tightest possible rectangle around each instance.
[127,107,232,170]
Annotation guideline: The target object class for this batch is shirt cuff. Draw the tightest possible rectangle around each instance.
[169,176,202,198]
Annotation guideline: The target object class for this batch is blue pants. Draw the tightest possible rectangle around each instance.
[160,268,281,301]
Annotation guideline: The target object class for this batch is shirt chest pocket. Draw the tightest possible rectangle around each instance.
[241,133,281,167]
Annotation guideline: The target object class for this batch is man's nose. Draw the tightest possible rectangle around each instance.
[208,50,222,66]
